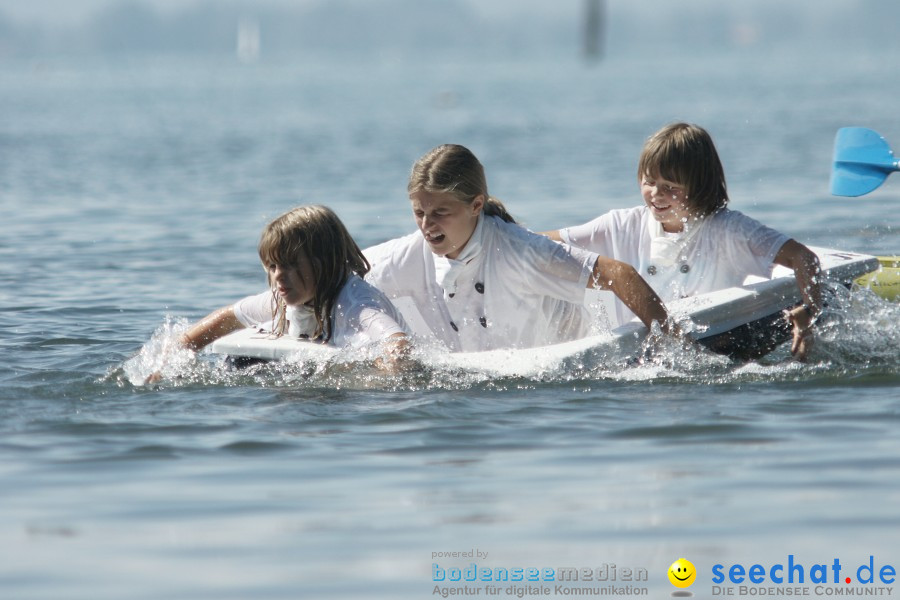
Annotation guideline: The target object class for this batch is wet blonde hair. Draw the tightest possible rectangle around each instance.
[408,144,517,223]
[257,205,369,341]
[637,122,729,217]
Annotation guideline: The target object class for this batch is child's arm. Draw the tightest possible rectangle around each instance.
[773,240,822,361]
[179,306,245,351]
[145,306,243,384]
[589,256,670,332]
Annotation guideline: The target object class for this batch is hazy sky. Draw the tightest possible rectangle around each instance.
[0,0,850,26]
[1,0,579,25]
[0,0,260,25]
[1,0,809,26]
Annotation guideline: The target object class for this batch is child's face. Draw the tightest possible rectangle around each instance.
[410,189,484,259]
[267,252,316,307]
[640,172,693,232]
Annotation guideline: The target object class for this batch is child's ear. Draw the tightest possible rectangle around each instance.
[471,194,485,215]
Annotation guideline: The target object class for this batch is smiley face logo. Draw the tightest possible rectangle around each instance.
[668,558,696,588]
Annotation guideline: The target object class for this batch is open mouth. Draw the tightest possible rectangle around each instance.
[424,232,446,244]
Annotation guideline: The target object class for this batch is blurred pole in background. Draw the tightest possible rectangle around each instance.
[583,0,605,62]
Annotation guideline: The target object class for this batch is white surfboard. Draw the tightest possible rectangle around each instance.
[209,247,878,371]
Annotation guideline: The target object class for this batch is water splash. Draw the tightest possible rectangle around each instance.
[112,289,900,392]
[119,316,197,386]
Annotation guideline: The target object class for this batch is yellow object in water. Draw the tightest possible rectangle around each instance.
[855,256,900,300]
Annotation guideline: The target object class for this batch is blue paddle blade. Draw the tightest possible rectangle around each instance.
[830,127,899,196]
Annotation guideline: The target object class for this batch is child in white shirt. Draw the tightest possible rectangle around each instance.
[364,144,670,353]
[149,205,408,381]
[544,123,821,360]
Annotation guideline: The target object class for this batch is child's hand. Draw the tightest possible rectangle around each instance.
[142,333,195,385]
[374,334,416,374]
[786,306,815,361]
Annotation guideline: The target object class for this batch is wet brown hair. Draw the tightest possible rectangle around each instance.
[258,205,369,341]
[408,144,517,223]
[637,122,729,217]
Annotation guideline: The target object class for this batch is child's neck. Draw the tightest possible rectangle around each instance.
[661,222,684,234]
[662,213,703,234]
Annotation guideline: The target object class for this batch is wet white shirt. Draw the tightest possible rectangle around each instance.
[233,274,407,349]
[363,215,599,352]
[560,206,789,326]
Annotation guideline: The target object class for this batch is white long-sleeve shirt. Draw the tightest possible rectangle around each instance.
[364,215,600,352]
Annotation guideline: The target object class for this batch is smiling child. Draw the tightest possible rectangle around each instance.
[543,122,822,360]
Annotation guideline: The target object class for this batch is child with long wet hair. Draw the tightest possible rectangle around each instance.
[147,205,408,382]
[544,122,822,360]
[258,204,371,342]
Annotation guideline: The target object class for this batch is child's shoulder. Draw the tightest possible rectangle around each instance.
[591,205,648,230]
[341,272,385,300]
[562,205,646,230]
[492,215,556,248]
[556,206,645,249]
[363,230,423,265]
[708,207,767,231]
[704,208,787,245]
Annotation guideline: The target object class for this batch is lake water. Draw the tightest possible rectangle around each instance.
[2,44,899,600]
